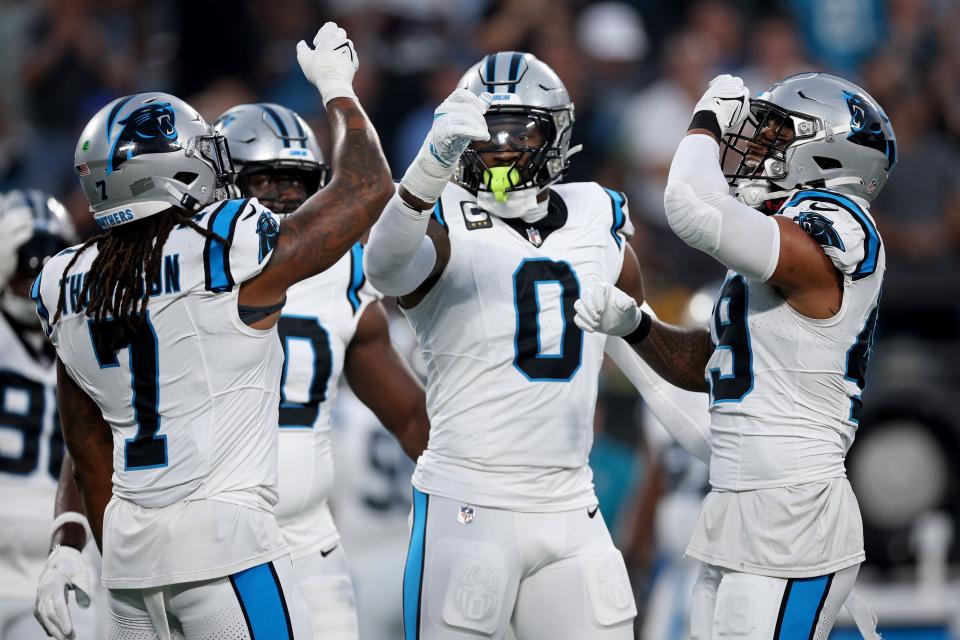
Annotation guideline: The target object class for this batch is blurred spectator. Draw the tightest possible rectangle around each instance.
[786,0,885,74]
[737,13,813,92]
[686,0,744,72]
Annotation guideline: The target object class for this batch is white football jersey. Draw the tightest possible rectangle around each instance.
[274,243,379,558]
[32,197,289,588]
[0,313,62,598]
[687,189,883,578]
[404,182,632,511]
[705,189,884,491]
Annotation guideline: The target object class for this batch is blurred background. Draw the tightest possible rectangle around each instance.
[1,0,959,638]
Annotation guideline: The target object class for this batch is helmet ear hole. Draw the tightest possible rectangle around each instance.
[813,156,843,171]
[174,172,199,185]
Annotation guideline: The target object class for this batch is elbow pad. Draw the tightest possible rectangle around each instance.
[363,191,438,296]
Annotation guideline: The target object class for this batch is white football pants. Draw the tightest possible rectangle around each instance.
[291,544,359,639]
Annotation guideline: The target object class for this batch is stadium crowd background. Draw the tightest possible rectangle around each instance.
[1,0,959,637]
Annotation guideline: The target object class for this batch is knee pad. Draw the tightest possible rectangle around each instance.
[440,548,509,635]
[581,549,637,627]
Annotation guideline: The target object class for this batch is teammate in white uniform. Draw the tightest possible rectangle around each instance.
[0,190,100,640]
[30,23,395,639]
[215,102,429,639]
[364,52,656,640]
[574,73,894,639]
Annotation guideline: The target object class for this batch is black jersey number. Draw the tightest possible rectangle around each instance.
[0,370,63,479]
[88,313,166,470]
[277,316,333,428]
[512,259,583,381]
[708,275,754,403]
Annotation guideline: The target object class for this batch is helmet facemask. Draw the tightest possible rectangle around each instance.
[458,109,567,201]
[238,163,327,215]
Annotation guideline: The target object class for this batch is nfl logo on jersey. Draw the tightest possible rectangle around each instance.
[458,505,475,525]
[526,227,542,247]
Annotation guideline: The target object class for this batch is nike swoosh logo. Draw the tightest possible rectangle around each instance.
[587,506,599,519]
[320,545,338,558]
[808,201,836,212]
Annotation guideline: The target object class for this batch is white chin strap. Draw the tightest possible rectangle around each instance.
[736,176,865,209]
[476,186,549,223]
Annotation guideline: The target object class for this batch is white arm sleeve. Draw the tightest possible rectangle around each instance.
[665,135,781,282]
[363,190,438,296]
[604,304,712,463]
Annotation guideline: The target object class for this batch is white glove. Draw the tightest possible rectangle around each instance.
[400,89,492,204]
[0,198,35,290]
[34,546,91,640]
[296,22,359,104]
[693,74,751,135]
[573,283,642,337]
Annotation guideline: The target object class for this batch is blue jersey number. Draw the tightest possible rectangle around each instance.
[844,301,879,423]
[277,316,333,428]
[88,314,166,470]
[512,259,583,381]
[708,275,754,403]
[0,371,64,479]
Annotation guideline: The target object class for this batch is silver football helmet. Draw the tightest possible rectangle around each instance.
[213,103,328,214]
[74,92,234,230]
[0,189,78,324]
[721,73,896,209]
[455,52,580,198]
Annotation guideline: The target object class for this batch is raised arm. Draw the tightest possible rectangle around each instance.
[364,89,490,306]
[240,23,393,311]
[343,302,429,461]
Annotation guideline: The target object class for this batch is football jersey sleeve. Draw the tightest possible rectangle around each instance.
[777,190,881,281]
[345,242,382,322]
[200,197,280,291]
[602,187,635,247]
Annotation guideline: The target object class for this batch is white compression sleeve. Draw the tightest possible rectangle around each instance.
[605,304,712,463]
[363,190,438,296]
[665,135,781,282]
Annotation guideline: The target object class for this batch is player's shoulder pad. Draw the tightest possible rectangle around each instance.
[191,197,281,292]
[777,189,881,281]
[556,182,635,248]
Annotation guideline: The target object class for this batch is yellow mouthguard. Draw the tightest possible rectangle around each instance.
[483,167,521,203]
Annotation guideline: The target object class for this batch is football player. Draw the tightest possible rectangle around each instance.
[0,190,100,640]
[574,73,893,639]
[364,52,649,640]
[30,23,392,639]
[214,102,429,639]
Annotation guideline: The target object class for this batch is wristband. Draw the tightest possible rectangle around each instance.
[688,110,723,140]
[624,310,652,344]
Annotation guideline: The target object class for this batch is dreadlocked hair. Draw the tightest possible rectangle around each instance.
[53,207,226,349]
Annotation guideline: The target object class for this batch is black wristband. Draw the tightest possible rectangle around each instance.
[624,310,652,344]
[688,110,722,140]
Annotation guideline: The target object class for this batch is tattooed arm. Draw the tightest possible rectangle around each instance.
[239,97,393,318]
[56,358,113,551]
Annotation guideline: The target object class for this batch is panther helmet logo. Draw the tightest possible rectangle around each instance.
[794,210,846,251]
[107,103,180,173]
[843,90,895,168]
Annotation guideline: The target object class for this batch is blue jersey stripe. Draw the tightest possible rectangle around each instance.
[432,198,448,231]
[29,272,51,334]
[346,242,366,313]
[403,488,429,640]
[603,187,626,248]
[229,562,292,639]
[785,190,880,280]
[205,199,246,292]
[261,105,291,148]
[775,575,832,639]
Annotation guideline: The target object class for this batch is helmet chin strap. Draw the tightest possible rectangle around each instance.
[736,176,865,209]
[476,186,549,223]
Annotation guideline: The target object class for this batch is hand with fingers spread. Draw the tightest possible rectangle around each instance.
[574,282,642,337]
[296,22,359,104]
[693,74,751,136]
[34,545,91,640]
[401,88,493,205]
